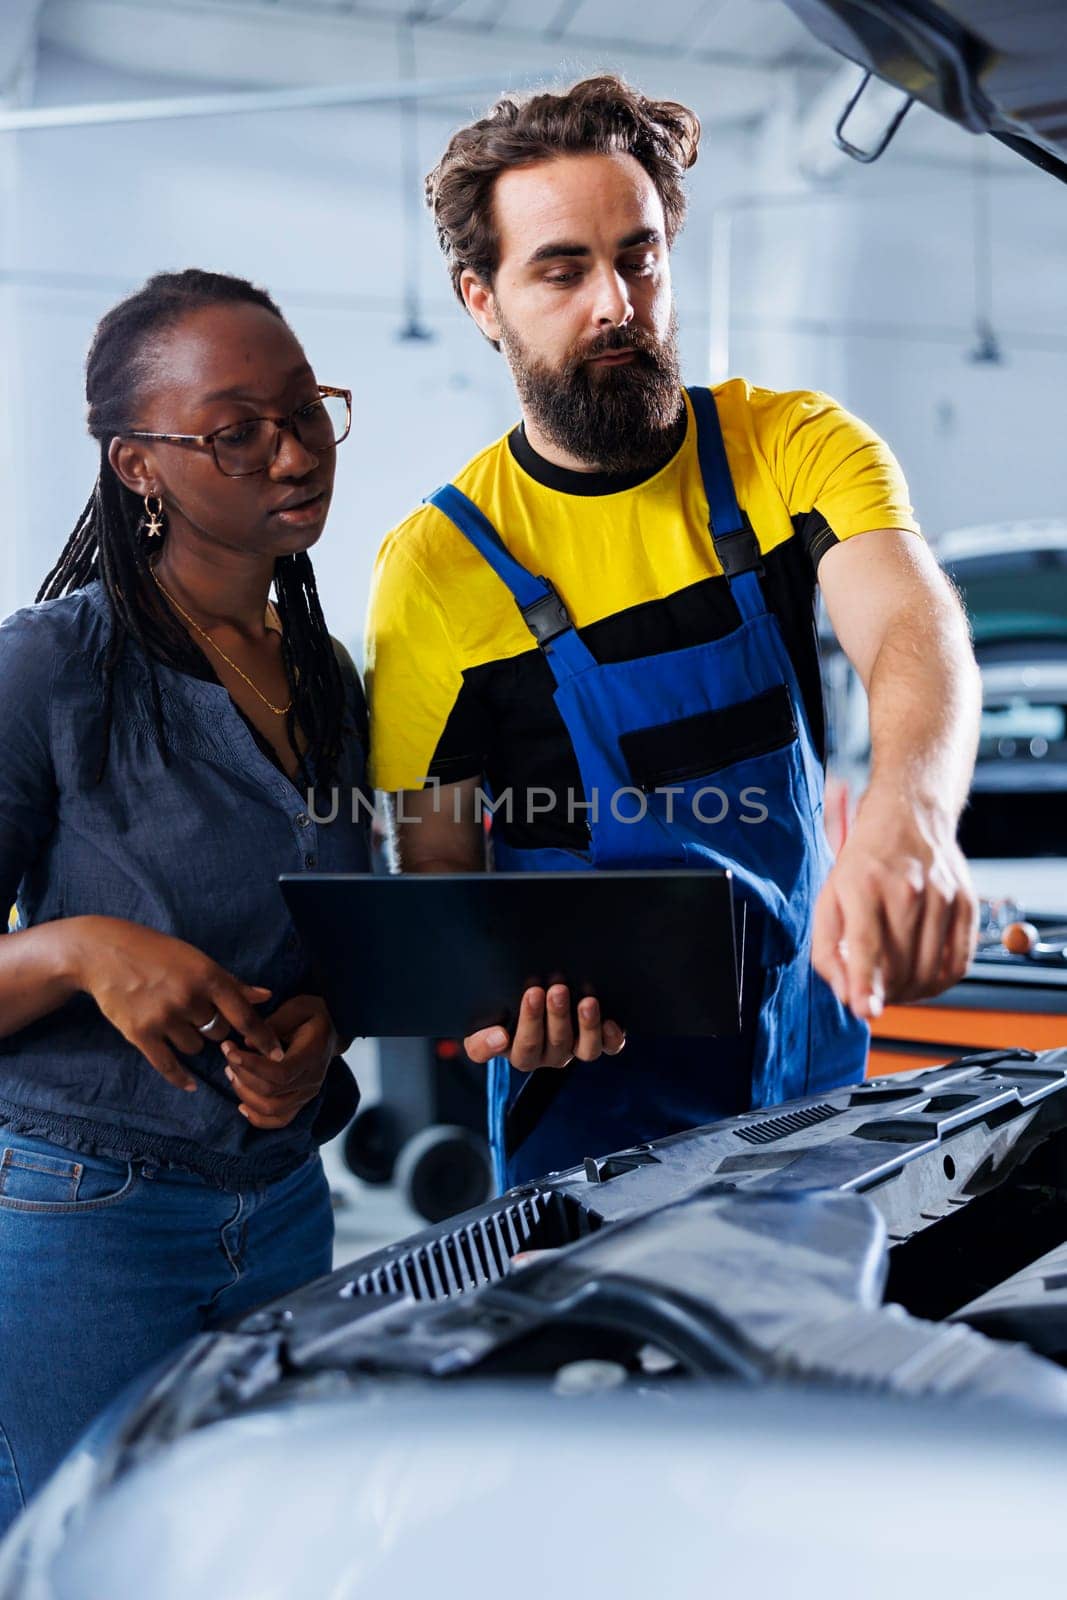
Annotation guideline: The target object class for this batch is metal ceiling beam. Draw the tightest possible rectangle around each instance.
[544,0,585,40]
[0,0,43,103]
[480,0,513,29]
[413,0,476,21]
[669,0,728,54]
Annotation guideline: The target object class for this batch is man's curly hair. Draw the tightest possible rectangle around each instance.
[425,74,701,305]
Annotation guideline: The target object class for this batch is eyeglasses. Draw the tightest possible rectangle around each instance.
[124,385,352,478]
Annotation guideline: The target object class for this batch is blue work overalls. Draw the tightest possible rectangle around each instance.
[429,388,868,1190]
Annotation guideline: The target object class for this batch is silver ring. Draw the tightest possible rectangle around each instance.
[195,1011,221,1036]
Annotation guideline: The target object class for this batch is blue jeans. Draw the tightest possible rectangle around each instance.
[0,1129,334,1538]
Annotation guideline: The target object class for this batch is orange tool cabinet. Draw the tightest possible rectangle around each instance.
[868,961,1067,1074]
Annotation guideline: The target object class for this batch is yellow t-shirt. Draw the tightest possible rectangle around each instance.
[365,379,919,849]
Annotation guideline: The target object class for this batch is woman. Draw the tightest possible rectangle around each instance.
[0,269,369,1533]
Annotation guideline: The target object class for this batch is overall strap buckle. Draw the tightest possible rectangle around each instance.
[520,583,571,647]
[715,516,764,579]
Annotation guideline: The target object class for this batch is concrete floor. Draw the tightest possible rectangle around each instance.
[322,1133,424,1269]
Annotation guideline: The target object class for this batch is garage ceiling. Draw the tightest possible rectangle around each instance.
[28,0,834,133]
[291,0,830,62]
[62,0,830,66]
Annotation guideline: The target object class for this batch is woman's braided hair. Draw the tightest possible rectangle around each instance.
[38,268,346,785]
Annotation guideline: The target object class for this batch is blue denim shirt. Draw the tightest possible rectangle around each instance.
[0,582,371,1187]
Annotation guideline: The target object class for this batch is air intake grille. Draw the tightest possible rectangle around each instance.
[734,1102,841,1145]
[348,1190,594,1303]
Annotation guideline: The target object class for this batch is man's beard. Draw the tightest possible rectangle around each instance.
[499,307,684,475]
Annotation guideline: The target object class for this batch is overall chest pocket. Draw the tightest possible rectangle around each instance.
[618,684,798,792]
[615,684,812,964]
[0,1145,135,1212]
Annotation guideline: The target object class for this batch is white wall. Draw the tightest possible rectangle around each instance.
[722,128,1067,539]
[3,36,1066,658]
[0,41,745,654]
[1,45,521,648]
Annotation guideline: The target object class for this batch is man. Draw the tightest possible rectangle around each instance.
[365,75,980,1189]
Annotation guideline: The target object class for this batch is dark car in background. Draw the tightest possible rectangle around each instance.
[823,520,1067,914]
[947,523,1067,889]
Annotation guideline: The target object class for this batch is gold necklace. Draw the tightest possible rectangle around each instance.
[150,566,293,717]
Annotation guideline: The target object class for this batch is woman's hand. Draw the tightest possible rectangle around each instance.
[464,984,626,1072]
[220,994,339,1129]
[67,915,283,1092]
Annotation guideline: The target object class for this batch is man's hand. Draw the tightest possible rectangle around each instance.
[386,784,626,1070]
[812,792,978,1018]
[464,984,626,1071]
[221,994,339,1129]
[816,530,982,1017]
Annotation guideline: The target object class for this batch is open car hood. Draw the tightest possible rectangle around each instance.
[10,1049,1067,1597]
[781,0,1067,181]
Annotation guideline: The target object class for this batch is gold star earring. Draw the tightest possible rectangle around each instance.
[142,494,166,539]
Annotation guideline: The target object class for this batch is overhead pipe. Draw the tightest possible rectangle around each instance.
[0,71,536,134]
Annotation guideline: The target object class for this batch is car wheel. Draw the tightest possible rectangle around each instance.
[342,1104,404,1186]
[395,1125,493,1223]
